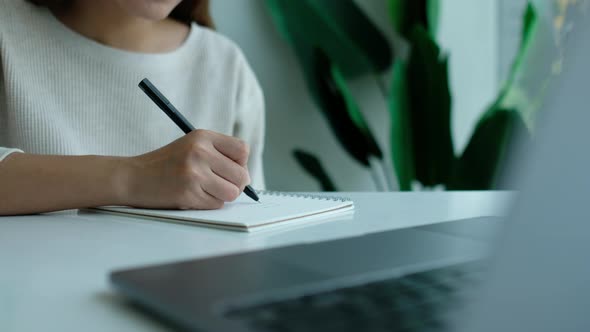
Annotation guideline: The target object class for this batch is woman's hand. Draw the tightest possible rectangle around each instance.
[123,129,251,210]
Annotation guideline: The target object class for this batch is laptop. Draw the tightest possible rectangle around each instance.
[109,10,590,332]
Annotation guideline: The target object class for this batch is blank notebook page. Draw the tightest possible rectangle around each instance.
[91,192,354,232]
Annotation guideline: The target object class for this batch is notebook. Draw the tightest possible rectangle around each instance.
[89,192,354,232]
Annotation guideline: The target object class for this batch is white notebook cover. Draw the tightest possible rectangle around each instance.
[90,192,354,232]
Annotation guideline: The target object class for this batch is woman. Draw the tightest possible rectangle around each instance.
[0,0,265,215]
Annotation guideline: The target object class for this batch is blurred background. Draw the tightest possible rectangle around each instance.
[210,0,564,192]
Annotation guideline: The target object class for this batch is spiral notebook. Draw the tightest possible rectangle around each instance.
[90,192,354,232]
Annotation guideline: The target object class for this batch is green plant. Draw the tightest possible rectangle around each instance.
[266,0,537,191]
[293,149,338,191]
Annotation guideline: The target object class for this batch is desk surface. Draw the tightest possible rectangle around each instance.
[0,191,513,332]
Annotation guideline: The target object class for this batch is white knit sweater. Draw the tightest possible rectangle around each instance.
[0,0,266,188]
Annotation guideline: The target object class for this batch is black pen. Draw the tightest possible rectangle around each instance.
[138,78,260,203]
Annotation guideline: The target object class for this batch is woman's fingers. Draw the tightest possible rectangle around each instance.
[197,184,225,210]
[209,131,250,166]
[209,151,250,191]
[201,170,242,203]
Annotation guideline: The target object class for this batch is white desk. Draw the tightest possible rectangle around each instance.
[0,191,513,331]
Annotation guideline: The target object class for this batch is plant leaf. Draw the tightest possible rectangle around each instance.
[521,2,537,43]
[293,149,338,191]
[266,0,393,78]
[497,2,554,132]
[270,23,383,168]
[450,3,535,190]
[389,60,415,191]
[427,0,441,37]
[405,26,454,186]
[497,2,539,106]
[330,61,382,159]
[308,49,384,166]
[450,108,529,190]
[388,0,438,38]
[265,0,386,168]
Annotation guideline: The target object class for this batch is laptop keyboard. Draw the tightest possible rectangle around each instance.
[225,262,485,332]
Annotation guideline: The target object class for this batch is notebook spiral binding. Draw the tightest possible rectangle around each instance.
[258,191,351,203]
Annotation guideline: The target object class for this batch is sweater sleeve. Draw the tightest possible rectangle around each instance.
[232,53,266,190]
[0,19,21,164]
[0,148,23,162]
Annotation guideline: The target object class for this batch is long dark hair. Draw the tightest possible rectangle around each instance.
[25,0,214,28]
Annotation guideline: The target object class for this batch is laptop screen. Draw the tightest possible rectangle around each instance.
[460,5,590,332]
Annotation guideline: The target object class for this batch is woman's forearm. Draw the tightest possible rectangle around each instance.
[0,153,131,215]
[0,131,255,215]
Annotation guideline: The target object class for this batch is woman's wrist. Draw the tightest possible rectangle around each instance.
[108,156,138,207]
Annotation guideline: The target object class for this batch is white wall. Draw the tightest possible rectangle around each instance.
[211,0,500,191]
[437,0,499,153]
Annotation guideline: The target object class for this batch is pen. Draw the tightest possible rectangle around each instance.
[138,78,260,203]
